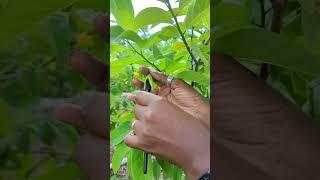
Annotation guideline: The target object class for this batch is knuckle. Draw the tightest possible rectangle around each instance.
[144,109,154,120]
[142,126,152,137]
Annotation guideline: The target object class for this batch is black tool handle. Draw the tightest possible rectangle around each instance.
[144,79,152,174]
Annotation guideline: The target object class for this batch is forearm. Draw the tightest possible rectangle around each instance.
[213,53,320,179]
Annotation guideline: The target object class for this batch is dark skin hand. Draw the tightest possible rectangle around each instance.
[133,67,210,128]
[124,91,210,180]
[213,53,320,180]
[53,15,109,179]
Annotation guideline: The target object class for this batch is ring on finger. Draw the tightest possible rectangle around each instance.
[131,119,137,129]
[166,75,174,88]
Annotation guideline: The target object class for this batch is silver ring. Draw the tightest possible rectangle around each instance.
[166,75,174,87]
[131,119,137,129]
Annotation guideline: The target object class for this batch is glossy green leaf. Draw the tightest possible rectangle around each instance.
[116,31,145,47]
[110,121,131,146]
[112,142,130,174]
[177,70,210,85]
[134,7,172,30]
[157,158,183,179]
[184,0,210,27]
[111,26,124,41]
[110,0,135,30]
[127,149,153,180]
[215,28,320,76]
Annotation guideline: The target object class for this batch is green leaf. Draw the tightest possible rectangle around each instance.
[177,70,210,85]
[16,154,34,179]
[116,31,145,47]
[111,26,124,41]
[157,26,179,40]
[110,0,135,30]
[35,160,81,180]
[191,43,209,67]
[0,0,96,49]
[184,0,210,28]
[0,99,13,137]
[46,13,72,68]
[112,142,130,174]
[153,44,164,59]
[110,121,131,146]
[215,28,320,76]
[75,0,109,10]
[157,158,183,179]
[127,149,153,180]
[134,7,172,30]
[153,159,161,179]
[301,9,320,55]
[213,2,250,40]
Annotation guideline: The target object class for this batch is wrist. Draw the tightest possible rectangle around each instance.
[198,98,210,127]
[180,138,210,179]
[184,152,210,180]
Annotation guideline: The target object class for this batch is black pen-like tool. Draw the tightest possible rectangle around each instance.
[144,78,151,174]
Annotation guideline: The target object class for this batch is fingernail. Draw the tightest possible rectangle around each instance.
[149,68,158,73]
[121,93,136,101]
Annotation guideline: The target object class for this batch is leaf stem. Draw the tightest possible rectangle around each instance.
[166,0,198,87]
[126,40,161,71]
[165,0,197,65]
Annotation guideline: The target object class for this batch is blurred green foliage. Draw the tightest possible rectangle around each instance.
[0,0,107,179]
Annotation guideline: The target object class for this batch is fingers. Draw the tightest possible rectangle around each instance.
[70,51,108,91]
[54,93,108,139]
[138,67,182,88]
[139,67,166,86]
[124,134,140,149]
[53,104,87,129]
[131,119,143,136]
[134,105,148,120]
[132,78,144,90]
[129,91,161,106]
[94,15,109,42]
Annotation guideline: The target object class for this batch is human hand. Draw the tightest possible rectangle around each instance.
[124,91,210,180]
[132,67,210,128]
[53,15,109,179]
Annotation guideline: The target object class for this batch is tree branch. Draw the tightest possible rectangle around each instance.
[126,40,161,71]
[260,0,287,80]
[165,0,197,64]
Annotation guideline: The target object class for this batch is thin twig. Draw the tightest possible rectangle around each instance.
[126,40,161,71]
[166,0,198,87]
[165,0,197,64]
[259,0,269,79]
